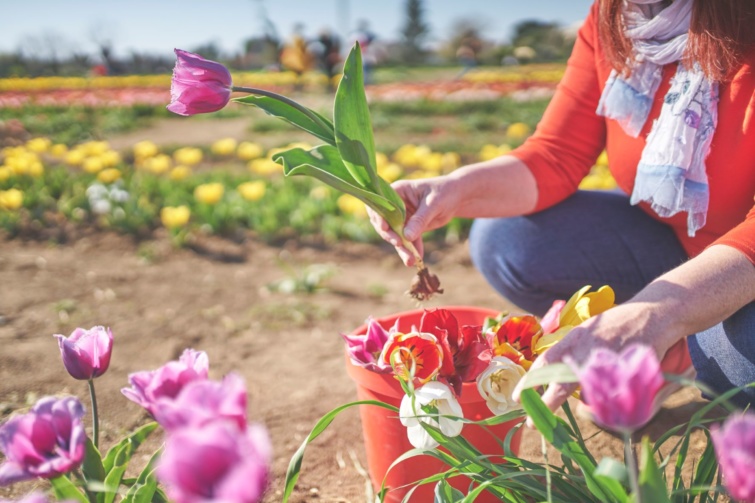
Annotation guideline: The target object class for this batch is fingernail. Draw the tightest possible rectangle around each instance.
[404,228,416,241]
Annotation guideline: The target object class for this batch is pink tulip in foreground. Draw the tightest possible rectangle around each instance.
[167,49,233,116]
[566,344,664,433]
[0,397,86,485]
[158,421,272,503]
[53,326,113,380]
[711,414,755,503]
[153,373,247,432]
[121,348,209,416]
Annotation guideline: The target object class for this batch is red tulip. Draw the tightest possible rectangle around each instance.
[381,331,444,384]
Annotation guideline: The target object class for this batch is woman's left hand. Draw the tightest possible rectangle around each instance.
[519,301,683,414]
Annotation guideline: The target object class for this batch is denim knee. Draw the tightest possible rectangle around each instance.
[688,302,755,409]
[469,217,555,315]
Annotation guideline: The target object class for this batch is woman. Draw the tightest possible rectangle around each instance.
[369,0,755,410]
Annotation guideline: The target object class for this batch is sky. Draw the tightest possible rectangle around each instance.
[0,0,595,58]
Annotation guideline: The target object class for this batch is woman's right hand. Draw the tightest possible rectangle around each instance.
[367,176,460,266]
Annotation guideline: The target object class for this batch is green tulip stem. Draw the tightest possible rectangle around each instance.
[399,233,425,269]
[87,379,99,450]
[624,432,640,502]
[231,86,333,140]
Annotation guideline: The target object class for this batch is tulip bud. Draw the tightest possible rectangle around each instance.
[566,344,664,434]
[167,49,233,116]
[54,326,113,380]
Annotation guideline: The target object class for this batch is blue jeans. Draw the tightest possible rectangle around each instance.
[469,190,755,408]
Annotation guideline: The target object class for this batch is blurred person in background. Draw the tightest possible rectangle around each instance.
[280,23,314,87]
[370,0,755,409]
[312,28,342,91]
[351,19,378,84]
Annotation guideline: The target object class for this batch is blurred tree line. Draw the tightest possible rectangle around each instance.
[0,0,576,78]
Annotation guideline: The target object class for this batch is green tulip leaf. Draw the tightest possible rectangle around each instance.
[83,436,106,484]
[122,447,163,503]
[50,476,89,503]
[638,436,671,503]
[102,421,158,474]
[232,95,336,146]
[274,145,405,232]
[333,43,380,191]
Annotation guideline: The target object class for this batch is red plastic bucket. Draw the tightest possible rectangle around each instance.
[346,306,523,502]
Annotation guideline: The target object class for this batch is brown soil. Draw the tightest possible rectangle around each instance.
[0,232,710,503]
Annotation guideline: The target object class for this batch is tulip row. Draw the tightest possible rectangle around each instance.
[0,327,271,503]
[0,134,616,243]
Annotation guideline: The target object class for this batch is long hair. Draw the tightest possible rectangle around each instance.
[598,0,755,81]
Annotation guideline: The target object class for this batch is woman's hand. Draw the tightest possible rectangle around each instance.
[521,301,683,414]
[367,176,461,266]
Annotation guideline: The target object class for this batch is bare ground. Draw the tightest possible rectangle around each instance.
[0,232,710,503]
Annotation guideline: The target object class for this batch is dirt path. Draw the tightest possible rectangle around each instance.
[0,234,708,502]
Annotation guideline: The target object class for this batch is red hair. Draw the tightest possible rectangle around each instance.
[598,0,755,81]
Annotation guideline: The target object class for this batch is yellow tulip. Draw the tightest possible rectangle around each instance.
[560,285,615,328]
[144,154,172,175]
[0,166,11,181]
[65,149,86,166]
[506,122,532,140]
[194,183,224,205]
[83,157,104,174]
[596,150,609,166]
[28,161,44,178]
[81,141,110,156]
[160,205,191,229]
[378,162,403,183]
[0,188,23,210]
[248,158,281,176]
[237,180,266,201]
[236,142,263,161]
[25,137,51,153]
[479,144,501,162]
[337,194,368,217]
[97,168,122,184]
[421,152,443,173]
[50,144,68,157]
[211,138,237,156]
[375,152,389,169]
[173,147,203,166]
[169,165,192,181]
[440,152,461,171]
[100,150,122,168]
[133,140,159,161]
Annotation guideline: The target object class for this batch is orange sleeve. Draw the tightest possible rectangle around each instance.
[710,204,755,264]
[510,1,607,213]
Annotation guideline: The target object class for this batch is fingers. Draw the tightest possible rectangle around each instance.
[366,207,417,267]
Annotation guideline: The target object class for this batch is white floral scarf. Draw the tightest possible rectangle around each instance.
[596,0,718,236]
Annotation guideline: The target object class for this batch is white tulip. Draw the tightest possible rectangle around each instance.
[477,357,526,416]
[399,381,463,449]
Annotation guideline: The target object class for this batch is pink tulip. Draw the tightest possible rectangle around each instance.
[540,300,566,334]
[341,317,393,373]
[121,348,209,416]
[567,344,664,433]
[711,414,755,503]
[167,49,232,116]
[0,397,86,485]
[53,326,113,380]
[157,421,271,503]
[153,373,247,432]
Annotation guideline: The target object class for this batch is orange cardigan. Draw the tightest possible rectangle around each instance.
[511,1,755,262]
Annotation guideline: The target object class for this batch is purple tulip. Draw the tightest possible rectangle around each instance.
[157,421,271,503]
[153,373,247,432]
[121,349,209,416]
[167,49,233,116]
[0,397,86,485]
[567,344,664,433]
[711,414,755,503]
[53,326,113,380]
[341,317,394,373]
